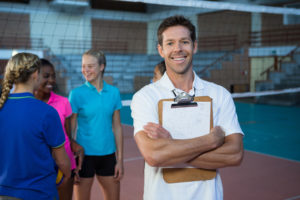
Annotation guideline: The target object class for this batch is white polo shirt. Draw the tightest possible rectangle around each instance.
[131,72,243,200]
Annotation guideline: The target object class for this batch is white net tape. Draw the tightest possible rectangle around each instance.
[121,87,300,107]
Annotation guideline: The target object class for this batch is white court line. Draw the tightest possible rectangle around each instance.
[124,156,144,162]
[285,195,300,200]
[122,100,132,107]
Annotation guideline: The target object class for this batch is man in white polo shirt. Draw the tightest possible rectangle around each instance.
[131,15,244,200]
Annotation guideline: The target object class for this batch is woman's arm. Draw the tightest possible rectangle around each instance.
[52,146,71,179]
[112,110,124,181]
[68,113,84,158]
[64,116,73,140]
[67,115,84,165]
[68,113,84,183]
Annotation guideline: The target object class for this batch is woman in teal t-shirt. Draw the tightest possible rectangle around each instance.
[69,49,124,200]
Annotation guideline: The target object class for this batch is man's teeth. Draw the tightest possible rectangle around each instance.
[173,58,185,61]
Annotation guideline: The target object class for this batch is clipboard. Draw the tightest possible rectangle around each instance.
[158,96,217,183]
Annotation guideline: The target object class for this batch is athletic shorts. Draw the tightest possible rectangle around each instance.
[79,153,116,178]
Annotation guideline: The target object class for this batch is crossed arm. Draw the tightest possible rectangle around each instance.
[187,133,243,169]
[134,122,243,169]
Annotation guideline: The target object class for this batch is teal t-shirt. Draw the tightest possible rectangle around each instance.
[69,81,122,155]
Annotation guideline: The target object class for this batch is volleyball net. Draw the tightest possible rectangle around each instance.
[120,87,300,107]
[0,0,300,106]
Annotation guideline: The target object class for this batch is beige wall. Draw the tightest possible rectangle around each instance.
[250,56,291,92]
[250,57,274,92]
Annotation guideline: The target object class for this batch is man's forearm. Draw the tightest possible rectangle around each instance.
[187,133,244,169]
[135,130,223,167]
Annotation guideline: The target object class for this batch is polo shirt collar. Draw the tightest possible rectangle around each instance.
[159,71,204,95]
[85,81,108,92]
[47,91,56,104]
[8,92,35,99]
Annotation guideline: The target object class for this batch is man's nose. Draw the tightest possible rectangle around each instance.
[173,42,182,51]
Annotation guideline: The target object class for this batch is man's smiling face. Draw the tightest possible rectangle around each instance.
[158,25,197,76]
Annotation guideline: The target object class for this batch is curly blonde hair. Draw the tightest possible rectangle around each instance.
[0,52,40,109]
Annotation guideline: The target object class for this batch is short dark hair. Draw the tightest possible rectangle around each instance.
[40,58,54,69]
[157,15,196,46]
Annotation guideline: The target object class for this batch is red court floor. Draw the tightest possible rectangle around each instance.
[86,125,300,200]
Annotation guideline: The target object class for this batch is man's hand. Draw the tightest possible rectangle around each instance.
[143,122,172,139]
[209,126,225,148]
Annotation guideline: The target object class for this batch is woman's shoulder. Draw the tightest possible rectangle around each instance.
[104,82,120,93]
[51,92,70,104]
[51,92,66,99]
[34,99,60,116]
[69,84,88,95]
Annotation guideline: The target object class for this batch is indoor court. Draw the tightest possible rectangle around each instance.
[0,0,300,200]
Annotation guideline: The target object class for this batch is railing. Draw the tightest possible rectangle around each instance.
[198,26,300,76]
[260,44,300,77]
[59,39,128,53]
[250,26,300,46]
[197,34,240,76]
[198,49,236,75]
[198,34,238,50]
[0,36,44,49]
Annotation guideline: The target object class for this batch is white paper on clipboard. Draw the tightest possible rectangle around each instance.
[162,101,211,139]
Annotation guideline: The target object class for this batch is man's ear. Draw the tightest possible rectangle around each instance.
[193,40,198,54]
[157,44,165,58]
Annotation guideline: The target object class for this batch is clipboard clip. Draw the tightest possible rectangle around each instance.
[171,89,197,108]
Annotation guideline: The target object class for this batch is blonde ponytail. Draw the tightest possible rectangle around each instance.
[0,53,40,109]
